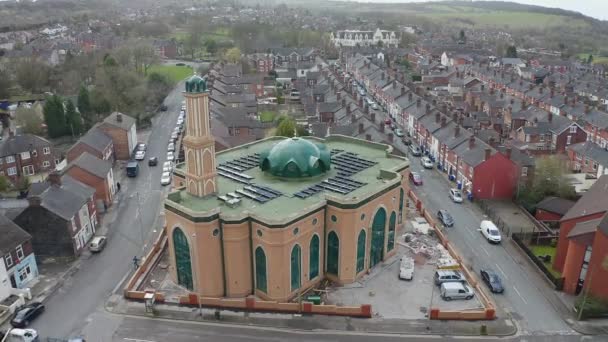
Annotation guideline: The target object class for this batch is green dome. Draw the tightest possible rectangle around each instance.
[259,138,331,178]
[185,75,208,93]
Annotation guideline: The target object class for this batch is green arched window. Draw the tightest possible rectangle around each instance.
[291,244,301,291]
[370,208,386,268]
[327,231,340,275]
[388,211,396,252]
[309,235,319,280]
[173,228,193,290]
[399,188,404,223]
[255,247,267,293]
[356,229,366,273]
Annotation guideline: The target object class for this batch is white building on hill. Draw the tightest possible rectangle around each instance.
[330,28,399,48]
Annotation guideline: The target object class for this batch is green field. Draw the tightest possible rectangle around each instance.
[577,53,608,65]
[148,65,194,83]
[259,111,277,123]
[529,244,561,278]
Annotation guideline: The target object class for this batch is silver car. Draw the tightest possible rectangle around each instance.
[89,236,107,253]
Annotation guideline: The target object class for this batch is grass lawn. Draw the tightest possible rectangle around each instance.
[148,65,194,83]
[529,244,562,278]
[577,53,608,65]
[260,111,277,123]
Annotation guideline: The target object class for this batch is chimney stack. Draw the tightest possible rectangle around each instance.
[417,99,421,107]
[441,116,447,127]
[341,98,345,107]
[365,134,371,141]
[435,112,440,123]
[484,148,491,161]
[585,104,590,114]
[380,123,385,133]
[28,196,41,207]
[48,171,61,186]
[116,113,122,122]
[347,103,351,114]
[371,112,376,123]
[381,72,385,80]
[505,148,512,160]
[454,125,460,137]
[401,86,405,95]
[393,81,397,89]
[489,137,496,147]
[468,136,475,149]
[548,112,553,122]
[358,122,364,134]
[337,92,342,101]
[426,103,431,114]
[408,92,412,101]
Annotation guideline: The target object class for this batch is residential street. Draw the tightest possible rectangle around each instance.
[28,82,186,340]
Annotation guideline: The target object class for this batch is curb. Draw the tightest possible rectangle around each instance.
[34,259,82,304]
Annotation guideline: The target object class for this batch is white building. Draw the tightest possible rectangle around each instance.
[330,28,399,48]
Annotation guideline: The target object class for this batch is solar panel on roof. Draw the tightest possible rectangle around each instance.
[254,185,282,196]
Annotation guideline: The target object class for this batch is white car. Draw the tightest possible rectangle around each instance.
[163,161,173,172]
[394,128,405,137]
[480,220,502,243]
[167,142,175,152]
[160,171,172,186]
[134,150,145,160]
[420,156,433,169]
[399,256,415,280]
[166,151,175,162]
[449,188,463,203]
[171,132,178,140]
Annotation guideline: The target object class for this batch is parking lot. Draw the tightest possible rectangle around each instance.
[326,214,483,319]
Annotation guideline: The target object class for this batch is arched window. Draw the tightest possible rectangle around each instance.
[309,235,319,280]
[388,211,396,252]
[399,188,404,224]
[255,247,267,293]
[356,230,366,273]
[173,228,193,290]
[291,244,301,291]
[370,208,386,268]
[327,231,340,275]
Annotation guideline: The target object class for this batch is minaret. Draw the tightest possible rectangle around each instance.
[182,75,217,197]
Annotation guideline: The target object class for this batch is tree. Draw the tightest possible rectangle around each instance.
[184,21,205,59]
[0,175,10,193]
[517,156,576,212]
[77,86,94,129]
[505,45,518,58]
[147,72,174,106]
[0,68,12,100]
[224,47,241,64]
[204,38,218,55]
[275,116,296,137]
[588,54,594,64]
[459,29,466,43]
[64,99,82,137]
[16,176,30,192]
[90,89,111,115]
[13,58,51,93]
[377,40,384,48]
[15,107,43,135]
[43,95,67,138]
[400,32,417,47]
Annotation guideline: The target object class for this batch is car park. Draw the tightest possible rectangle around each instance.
[394,128,404,137]
[134,150,145,160]
[166,151,175,162]
[434,270,464,286]
[440,282,474,301]
[399,256,415,280]
[449,188,463,203]
[420,156,433,169]
[148,157,158,166]
[409,172,423,186]
[89,236,107,253]
[437,210,454,227]
[167,142,175,152]
[480,220,502,243]
[10,302,45,328]
[408,145,421,156]
[161,172,172,186]
[480,269,504,293]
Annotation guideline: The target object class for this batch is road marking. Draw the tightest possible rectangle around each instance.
[124,339,158,342]
[513,285,528,304]
[495,263,507,277]
[480,245,490,257]
[463,226,475,238]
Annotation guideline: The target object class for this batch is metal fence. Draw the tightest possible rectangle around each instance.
[512,233,564,290]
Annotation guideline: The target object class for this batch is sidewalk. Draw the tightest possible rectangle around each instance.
[106,294,517,337]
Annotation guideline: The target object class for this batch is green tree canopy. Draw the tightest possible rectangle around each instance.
[13,58,51,93]
[77,86,94,129]
[65,99,83,137]
[15,107,43,135]
[43,95,67,138]
[588,54,594,64]
[275,116,296,137]
[517,156,577,212]
[205,38,218,54]
[0,175,10,193]
[505,45,518,58]
[0,68,12,100]
[224,47,242,64]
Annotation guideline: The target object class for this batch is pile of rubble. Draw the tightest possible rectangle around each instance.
[401,218,458,268]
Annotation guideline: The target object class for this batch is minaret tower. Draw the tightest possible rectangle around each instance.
[182,75,217,197]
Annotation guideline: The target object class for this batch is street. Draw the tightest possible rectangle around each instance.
[28,82,186,339]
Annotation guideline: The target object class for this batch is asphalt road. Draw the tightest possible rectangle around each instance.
[29,83,186,340]
[372,107,572,335]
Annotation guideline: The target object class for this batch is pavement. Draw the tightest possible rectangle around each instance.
[13,82,186,340]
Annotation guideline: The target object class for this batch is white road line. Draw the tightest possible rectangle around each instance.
[513,285,528,304]
[495,263,507,277]
[124,338,158,342]
[464,226,475,238]
[480,245,490,257]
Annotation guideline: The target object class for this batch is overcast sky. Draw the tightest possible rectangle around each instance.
[351,1,608,21]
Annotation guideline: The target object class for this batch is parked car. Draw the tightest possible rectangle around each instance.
[167,142,175,152]
[391,124,397,130]
[135,150,146,161]
[399,256,415,280]
[171,132,178,140]
[480,220,502,243]
[434,270,464,286]
[409,171,423,186]
[163,161,173,172]
[160,104,168,111]
[440,282,474,301]
[10,303,45,328]
[148,157,158,166]
[420,156,433,169]
[166,151,175,162]
[161,172,172,186]
[1,328,39,342]
[449,188,463,203]
[136,143,147,151]
[480,269,504,293]
[89,236,107,253]
[402,138,412,146]
[409,145,422,156]
[394,128,405,137]
[437,209,454,227]
[384,118,392,125]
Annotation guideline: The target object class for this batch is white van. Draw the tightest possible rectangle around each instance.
[480,220,502,243]
[398,256,415,280]
[440,282,474,301]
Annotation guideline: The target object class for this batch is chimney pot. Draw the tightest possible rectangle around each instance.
[116,113,122,122]
[435,112,440,123]
[28,196,41,207]
[441,116,447,127]
[401,86,405,95]
[371,112,376,123]
[454,125,460,137]
[548,112,553,122]
[468,136,475,149]
[484,148,491,161]
[48,171,61,186]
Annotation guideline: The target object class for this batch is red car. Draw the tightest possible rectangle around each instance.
[409,172,423,186]
[384,118,392,125]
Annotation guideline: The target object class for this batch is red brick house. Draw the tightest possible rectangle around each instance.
[554,175,608,296]
[535,197,575,223]
[66,125,114,163]
[153,39,177,59]
[248,53,274,73]
[0,133,58,184]
[98,112,137,160]
[65,152,115,208]
[566,141,608,179]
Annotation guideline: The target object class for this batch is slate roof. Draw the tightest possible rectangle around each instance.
[0,133,51,157]
[568,218,602,238]
[77,126,112,153]
[69,152,112,179]
[103,112,135,131]
[599,213,608,236]
[567,141,608,167]
[496,145,535,167]
[452,137,495,167]
[536,197,576,216]
[39,184,88,221]
[561,175,608,221]
[62,174,95,199]
[0,213,31,255]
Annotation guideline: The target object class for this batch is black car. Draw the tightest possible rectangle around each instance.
[437,210,454,227]
[480,269,504,293]
[10,302,45,328]
[148,157,158,166]
[160,104,168,111]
